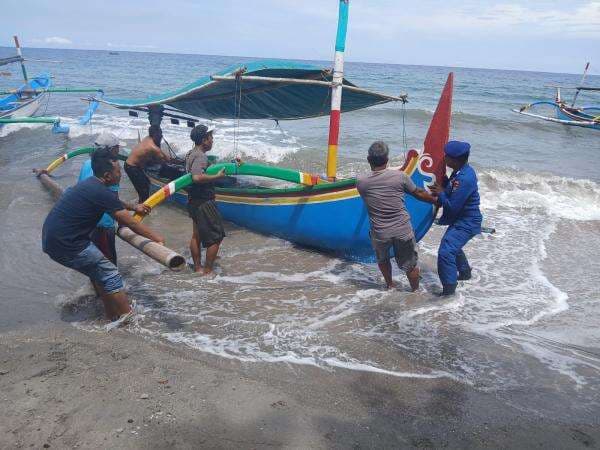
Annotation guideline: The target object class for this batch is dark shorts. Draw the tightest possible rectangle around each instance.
[49,243,123,294]
[124,162,150,203]
[90,226,117,265]
[188,200,225,248]
[371,236,418,272]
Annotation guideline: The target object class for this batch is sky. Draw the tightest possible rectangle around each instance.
[2,0,599,74]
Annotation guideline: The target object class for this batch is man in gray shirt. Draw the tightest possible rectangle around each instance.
[186,125,226,275]
[357,141,437,290]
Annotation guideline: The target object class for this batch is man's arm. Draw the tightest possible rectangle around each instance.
[152,145,171,162]
[192,168,226,184]
[113,209,164,244]
[410,187,438,204]
[120,199,151,215]
[401,173,437,204]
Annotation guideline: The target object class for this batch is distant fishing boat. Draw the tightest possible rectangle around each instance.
[45,0,453,262]
[0,36,104,134]
[513,63,600,130]
[108,51,120,55]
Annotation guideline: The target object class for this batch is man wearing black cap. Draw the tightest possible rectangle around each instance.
[431,140,482,296]
[186,125,226,275]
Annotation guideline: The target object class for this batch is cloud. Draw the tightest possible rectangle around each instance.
[44,36,72,45]
[281,1,600,39]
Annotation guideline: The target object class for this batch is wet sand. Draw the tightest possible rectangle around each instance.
[1,322,599,449]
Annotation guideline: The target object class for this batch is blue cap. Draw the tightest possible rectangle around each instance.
[444,140,471,158]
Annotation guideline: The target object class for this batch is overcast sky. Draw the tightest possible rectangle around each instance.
[2,0,599,74]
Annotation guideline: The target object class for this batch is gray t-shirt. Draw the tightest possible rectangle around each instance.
[185,147,215,202]
[356,169,417,240]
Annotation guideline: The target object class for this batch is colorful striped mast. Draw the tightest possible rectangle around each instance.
[326,0,349,181]
[13,36,28,82]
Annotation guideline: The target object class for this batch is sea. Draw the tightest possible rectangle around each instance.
[1,48,600,420]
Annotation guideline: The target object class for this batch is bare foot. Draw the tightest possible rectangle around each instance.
[385,282,396,290]
[193,266,203,274]
[202,269,216,279]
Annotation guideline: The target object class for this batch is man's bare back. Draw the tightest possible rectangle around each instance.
[126,136,168,168]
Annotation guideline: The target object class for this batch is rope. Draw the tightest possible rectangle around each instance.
[233,73,243,158]
[42,89,51,116]
[401,101,407,151]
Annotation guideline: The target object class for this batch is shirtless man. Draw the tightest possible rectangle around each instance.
[124,125,170,202]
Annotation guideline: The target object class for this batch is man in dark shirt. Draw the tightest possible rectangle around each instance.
[41,148,165,322]
[185,125,226,275]
[357,141,437,290]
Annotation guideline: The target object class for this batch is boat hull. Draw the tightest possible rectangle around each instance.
[0,74,51,127]
[148,150,437,262]
[0,93,45,120]
[556,106,600,130]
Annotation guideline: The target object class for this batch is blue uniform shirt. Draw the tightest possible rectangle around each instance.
[437,163,482,231]
[78,159,119,228]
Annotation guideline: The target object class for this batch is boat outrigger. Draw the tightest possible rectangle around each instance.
[0,36,102,134]
[513,63,600,130]
[41,0,454,262]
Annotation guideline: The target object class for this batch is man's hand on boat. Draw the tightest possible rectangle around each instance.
[429,183,443,196]
[133,203,152,216]
[192,168,226,184]
[32,168,49,177]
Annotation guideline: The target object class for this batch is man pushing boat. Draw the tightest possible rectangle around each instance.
[38,148,164,324]
[124,125,172,203]
[357,141,438,290]
[430,141,482,296]
[186,125,227,275]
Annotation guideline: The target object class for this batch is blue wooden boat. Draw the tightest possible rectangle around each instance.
[0,36,103,134]
[136,72,453,262]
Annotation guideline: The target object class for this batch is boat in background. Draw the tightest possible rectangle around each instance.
[513,62,600,130]
[0,36,103,134]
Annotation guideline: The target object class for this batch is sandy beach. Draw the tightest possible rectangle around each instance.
[1,322,599,449]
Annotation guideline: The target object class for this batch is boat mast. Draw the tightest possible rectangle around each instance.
[13,36,28,83]
[326,0,349,181]
[571,62,590,107]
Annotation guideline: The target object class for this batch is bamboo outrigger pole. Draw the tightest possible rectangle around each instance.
[37,150,186,271]
[326,0,349,181]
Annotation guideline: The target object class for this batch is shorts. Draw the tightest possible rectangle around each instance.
[371,236,418,272]
[50,243,123,294]
[90,226,117,265]
[188,199,225,248]
[124,162,150,203]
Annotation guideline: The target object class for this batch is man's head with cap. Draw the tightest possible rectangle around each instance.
[94,132,124,155]
[190,124,215,151]
[444,140,470,169]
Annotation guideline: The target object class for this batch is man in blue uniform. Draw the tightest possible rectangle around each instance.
[430,141,482,296]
